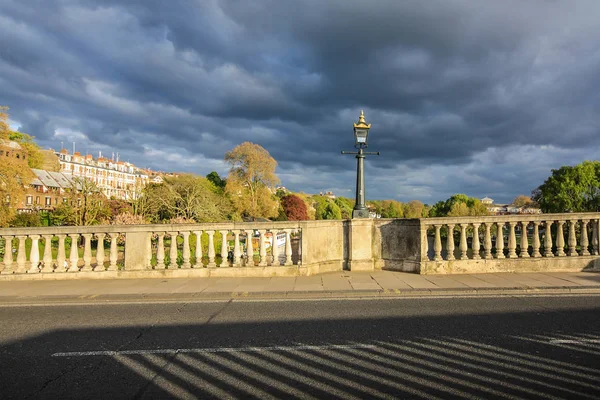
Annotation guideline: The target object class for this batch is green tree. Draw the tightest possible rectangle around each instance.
[140,174,233,223]
[532,161,600,212]
[225,142,280,219]
[335,197,353,219]
[206,171,226,190]
[429,194,489,217]
[51,177,108,226]
[403,200,425,218]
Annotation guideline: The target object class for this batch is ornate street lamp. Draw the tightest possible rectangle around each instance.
[341,110,380,218]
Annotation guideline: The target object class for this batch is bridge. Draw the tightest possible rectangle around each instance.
[1,212,600,280]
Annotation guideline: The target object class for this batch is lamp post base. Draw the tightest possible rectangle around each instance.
[352,209,370,219]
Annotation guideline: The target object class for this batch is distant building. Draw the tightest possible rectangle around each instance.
[0,138,27,161]
[481,197,541,215]
[55,149,150,200]
[17,169,82,212]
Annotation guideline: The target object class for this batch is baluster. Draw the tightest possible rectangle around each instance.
[1,236,14,274]
[495,223,505,259]
[556,221,565,256]
[56,234,67,272]
[484,223,492,260]
[194,231,203,268]
[68,234,79,272]
[232,231,241,266]
[567,220,577,256]
[95,233,105,271]
[433,225,442,261]
[446,224,455,261]
[245,230,254,266]
[41,235,54,272]
[169,232,178,268]
[81,233,93,271]
[206,230,216,267]
[507,222,517,258]
[258,230,268,266]
[156,233,165,269]
[285,229,293,266]
[531,222,541,258]
[28,235,41,273]
[146,233,152,269]
[580,220,590,256]
[544,221,554,257]
[472,223,481,260]
[272,230,280,266]
[592,219,599,255]
[459,224,468,260]
[181,231,191,268]
[108,233,119,271]
[14,235,27,273]
[219,230,229,267]
[520,222,530,258]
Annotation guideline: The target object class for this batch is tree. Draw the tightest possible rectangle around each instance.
[335,197,353,219]
[206,171,226,190]
[0,106,10,137]
[403,200,425,218]
[428,194,489,217]
[140,174,233,223]
[0,150,34,227]
[225,142,280,219]
[532,161,600,213]
[8,131,44,169]
[50,177,108,226]
[281,194,308,221]
[512,195,534,207]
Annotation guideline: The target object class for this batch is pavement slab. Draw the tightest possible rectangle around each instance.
[447,274,498,288]
[421,276,470,289]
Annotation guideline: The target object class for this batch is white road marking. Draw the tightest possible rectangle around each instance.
[51,343,377,357]
[549,339,600,344]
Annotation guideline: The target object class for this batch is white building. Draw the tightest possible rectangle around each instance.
[55,149,149,200]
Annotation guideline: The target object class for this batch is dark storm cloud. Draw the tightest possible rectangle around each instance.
[1,0,600,203]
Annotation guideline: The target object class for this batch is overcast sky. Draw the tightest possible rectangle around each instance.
[2,0,600,204]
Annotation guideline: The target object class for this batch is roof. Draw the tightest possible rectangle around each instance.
[32,169,61,188]
[0,139,23,150]
[31,169,83,190]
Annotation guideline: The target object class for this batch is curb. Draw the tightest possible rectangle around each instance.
[1,286,600,305]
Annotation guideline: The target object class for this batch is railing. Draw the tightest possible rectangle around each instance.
[420,213,600,274]
[0,222,302,276]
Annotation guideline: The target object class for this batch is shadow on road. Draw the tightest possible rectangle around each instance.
[2,302,600,399]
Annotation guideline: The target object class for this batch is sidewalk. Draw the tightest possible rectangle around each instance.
[1,271,600,304]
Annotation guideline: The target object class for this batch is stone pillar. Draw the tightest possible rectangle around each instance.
[95,233,106,271]
[156,233,165,269]
[108,233,119,271]
[68,234,79,272]
[81,233,93,272]
[347,219,374,271]
[245,230,254,267]
[459,224,468,260]
[507,222,517,258]
[233,231,241,266]
[41,235,54,272]
[284,229,293,266]
[1,236,14,274]
[194,231,203,268]
[56,234,67,272]
[520,222,530,258]
[258,230,267,266]
[169,232,178,268]
[495,223,505,259]
[484,223,492,260]
[219,230,229,267]
[581,220,590,256]
[556,221,566,256]
[531,222,541,258]
[544,221,554,257]
[28,235,41,273]
[433,225,442,261]
[206,230,216,267]
[472,223,481,260]
[567,220,577,256]
[446,224,455,261]
[15,235,27,273]
[181,231,191,268]
[271,231,280,266]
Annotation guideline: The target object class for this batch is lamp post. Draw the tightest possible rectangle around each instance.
[341,110,380,218]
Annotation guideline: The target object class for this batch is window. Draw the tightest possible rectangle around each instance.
[45,197,52,206]
[35,196,40,204]
[26,196,33,205]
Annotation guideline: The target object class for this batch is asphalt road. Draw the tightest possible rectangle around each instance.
[1,295,600,399]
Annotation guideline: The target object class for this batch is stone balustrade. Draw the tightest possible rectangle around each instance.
[0,222,305,279]
[1,214,599,279]
[420,213,600,274]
